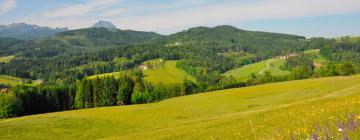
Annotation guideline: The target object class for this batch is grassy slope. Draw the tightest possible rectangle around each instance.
[0,75,39,86]
[86,72,125,79]
[223,58,290,81]
[143,60,196,84]
[0,55,15,63]
[86,60,196,84]
[1,76,360,139]
[0,75,22,86]
[304,49,328,64]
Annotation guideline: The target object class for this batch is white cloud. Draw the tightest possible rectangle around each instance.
[43,0,123,18]
[110,0,360,34]
[19,0,360,34]
[100,8,130,17]
[0,0,16,14]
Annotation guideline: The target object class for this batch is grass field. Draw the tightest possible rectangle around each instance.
[223,58,291,82]
[86,72,126,79]
[0,75,22,86]
[1,76,359,139]
[0,75,40,86]
[143,60,196,85]
[0,55,15,63]
[304,49,328,64]
[86,60,196,84]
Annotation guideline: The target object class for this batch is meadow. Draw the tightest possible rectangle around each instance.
[86,60,196,84]
[0,75,23,86]
[0,55,15,63]
[1,75,359,139]
[86,71,125,79]
[223,58,291,81]
[142,60,196,84]
[304,49,328,64]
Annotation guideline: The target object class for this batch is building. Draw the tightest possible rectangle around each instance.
[0,88,8,93]
[139,64,148,70]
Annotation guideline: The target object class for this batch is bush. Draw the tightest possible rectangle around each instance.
[131,91,148,104]
[0,93,23,118]
[292,66,313,80]
[336,62,355,76]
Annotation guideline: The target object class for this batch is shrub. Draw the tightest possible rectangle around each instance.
[336,62,355,76]
[0,93,23,118]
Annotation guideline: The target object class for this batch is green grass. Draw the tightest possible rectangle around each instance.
[1,76,360,139]
[143,60,196,84]
[0,55,15,63]
[86,71,126,79]
[0,75,39,86]
[304,49,328,64]
[0,75,23,86]
[223,58,291,82]
[218,51,255,61]
[86,60,196,84]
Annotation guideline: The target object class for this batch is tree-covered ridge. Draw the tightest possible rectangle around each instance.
[0,25,357,85]
[0,27,164,82]
[166,25,306,58]
[56,28,163,47]
[0,37,24,56]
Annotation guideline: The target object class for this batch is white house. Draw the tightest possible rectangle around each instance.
[139,64,149,70]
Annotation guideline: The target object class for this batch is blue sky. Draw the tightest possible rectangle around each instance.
[0,0,360,37]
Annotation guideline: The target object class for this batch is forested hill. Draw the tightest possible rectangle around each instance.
[0,37,24,56]
[0,25,320,84]
[54,28,163,47]
[165,25,306,58]
[0,28,163,58]
[167,25,305,42]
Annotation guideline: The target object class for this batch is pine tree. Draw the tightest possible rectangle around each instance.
[117,75,134,105]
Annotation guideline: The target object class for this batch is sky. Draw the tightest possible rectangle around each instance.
[0,0,360,37]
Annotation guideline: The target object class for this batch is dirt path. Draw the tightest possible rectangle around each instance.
[258,53,297,75]
[259,61,271,74]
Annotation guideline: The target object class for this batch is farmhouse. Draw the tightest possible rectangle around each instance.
[0,88,8,93]
[139,64,149,70]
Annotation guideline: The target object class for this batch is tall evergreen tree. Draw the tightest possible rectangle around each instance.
[117,75,134,105]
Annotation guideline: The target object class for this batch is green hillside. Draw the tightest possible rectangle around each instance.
[86,60,196,84]
[0,75,40,86]
[86,72,125,79]
[52,28,163,47]
[143,60,196,84]
[1,76,359,139]
[304,49,328,63]
[224,58,291,81]
[0,55,14,63]
[0,75,22,86]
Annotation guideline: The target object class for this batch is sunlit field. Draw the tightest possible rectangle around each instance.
[1,75,359,139]
[0,55,14,63]
[224,58,290,81]
[143,60,196,84]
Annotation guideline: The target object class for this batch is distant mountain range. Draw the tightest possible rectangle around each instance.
[0,23,68,40]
